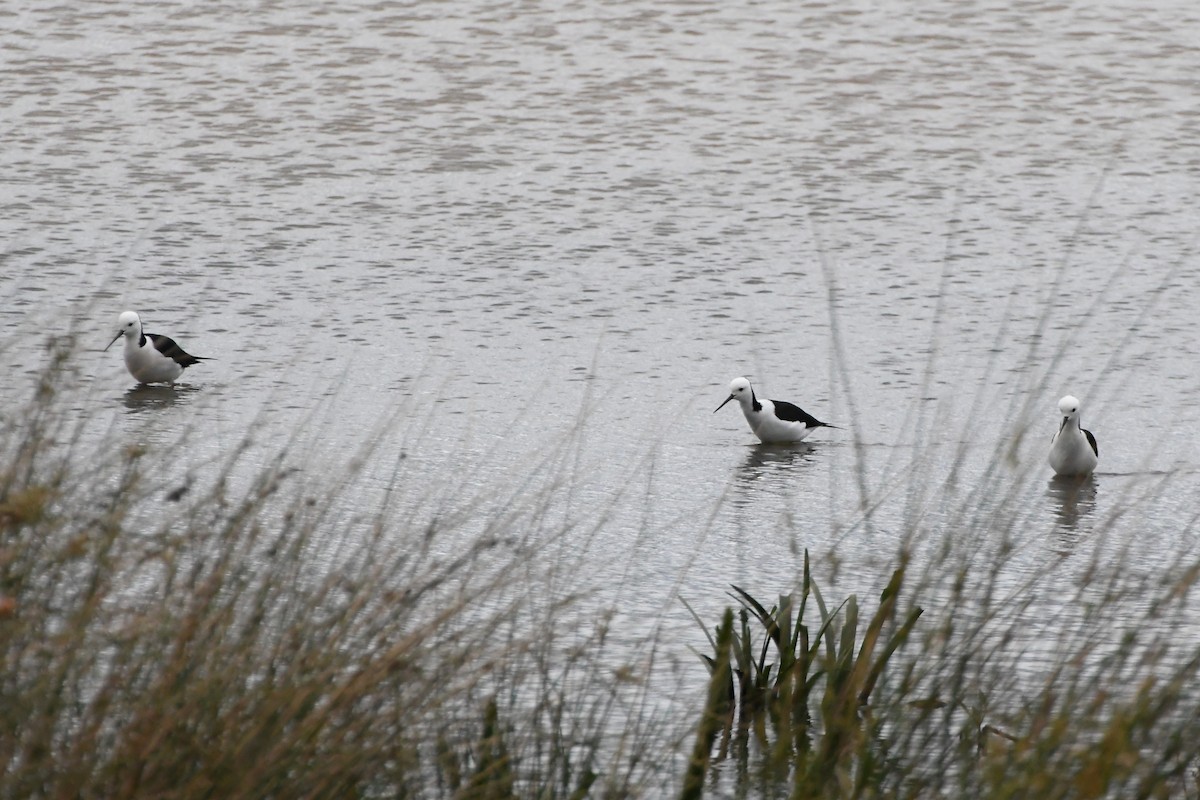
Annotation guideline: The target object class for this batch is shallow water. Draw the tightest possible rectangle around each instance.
[4,0,1200,730]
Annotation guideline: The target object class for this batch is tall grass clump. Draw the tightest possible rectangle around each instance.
[684,553,923,798]
[687,535,1200,798]
[0,333,659,799]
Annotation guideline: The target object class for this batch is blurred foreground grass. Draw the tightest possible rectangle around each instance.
[4,337,1200,799]
[1,339,654,798]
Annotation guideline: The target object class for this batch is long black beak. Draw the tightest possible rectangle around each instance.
[103,331,122,352]
[714,394,735,413]
[1058,416,1069,433]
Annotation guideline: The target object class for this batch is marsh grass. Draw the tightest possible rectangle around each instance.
[674,201,1200,798]
[0,335,659,799]
[6,268,1200,800]
[686,533,1200,798]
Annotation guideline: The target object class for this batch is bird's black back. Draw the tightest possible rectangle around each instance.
[771,399,828,428]
[148,332,206,368]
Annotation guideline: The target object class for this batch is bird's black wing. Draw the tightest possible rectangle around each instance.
[148,333,206,368]
[771,399,827,428]
[1083,428,1098,457]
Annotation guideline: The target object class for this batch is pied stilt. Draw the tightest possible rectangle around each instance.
[714,376,836,444]
[1048,394,1098,477]
[105,311,207,384]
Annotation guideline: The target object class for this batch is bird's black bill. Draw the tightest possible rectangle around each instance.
[1058,417,1068,433]
[103,332,122,352]
[714,394,735,413]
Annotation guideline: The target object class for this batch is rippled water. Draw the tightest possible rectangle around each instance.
[4,0,1200,713]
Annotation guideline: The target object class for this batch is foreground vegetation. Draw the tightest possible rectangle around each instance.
[4,338,1200,799]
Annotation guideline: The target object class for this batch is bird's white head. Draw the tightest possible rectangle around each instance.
[104,311,142,351]
[714,376,754,413]
[1057,395,1081,418]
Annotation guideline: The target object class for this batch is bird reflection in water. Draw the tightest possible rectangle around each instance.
[731,443,817,499]
[122,383,200,414]
[1047,474,1097,532]
[742,441,816,471]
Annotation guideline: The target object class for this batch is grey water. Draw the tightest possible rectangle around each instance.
[4,0,1200,732]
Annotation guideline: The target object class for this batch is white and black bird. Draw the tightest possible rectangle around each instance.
[714,376,836,444]
[1048,394,1098,477]
[105,310,207,384]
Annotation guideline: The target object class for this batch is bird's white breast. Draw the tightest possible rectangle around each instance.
[125,337,183,383]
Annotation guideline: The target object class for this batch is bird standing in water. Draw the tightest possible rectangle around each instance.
[1048,394,1098,477]
[105,311,207,384]
[715,377,836,444]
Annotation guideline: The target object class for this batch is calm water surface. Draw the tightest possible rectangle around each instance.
[4,0,1200,724]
